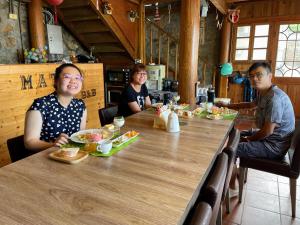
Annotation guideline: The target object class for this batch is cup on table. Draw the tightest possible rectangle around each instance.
[97,140,113,154]
[113,116,125,134]
[206,102,213,111]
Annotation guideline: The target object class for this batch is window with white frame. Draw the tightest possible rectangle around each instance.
[234,24,269,61]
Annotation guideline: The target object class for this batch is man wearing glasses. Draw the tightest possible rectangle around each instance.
[223,62,295,160]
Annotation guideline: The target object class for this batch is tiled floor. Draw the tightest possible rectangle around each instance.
[221,116,300,225]
[222,169,300,225]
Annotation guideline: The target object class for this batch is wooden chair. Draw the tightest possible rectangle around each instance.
[98,105,118,126]
[200,152,228,225]
[189,202,212,225]
[7,135,35,162]
[238,126,300,217]
[222,128,240,213]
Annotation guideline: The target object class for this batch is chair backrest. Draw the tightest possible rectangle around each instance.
[98,106,118,126]
[289,124,300,177]
[190,202,212,225]
[222,128,240,200]
[201,152,228,225]
[7,135,33,162]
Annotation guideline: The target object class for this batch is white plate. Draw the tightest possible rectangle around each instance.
[112,131,139,148]
[70,129,113,144]
[206,114,223,120]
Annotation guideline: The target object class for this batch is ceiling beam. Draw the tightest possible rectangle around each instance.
[210,0,227,14]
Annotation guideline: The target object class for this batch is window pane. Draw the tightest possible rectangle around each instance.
[286,41,296,61]
[254,37,268,48]
[237,26,250,37]
[236,38,249,49]
[295,41,300,61]
[235,50,248,60]
[253,49,267,60]
[276,41,286,61]
[276,24,300,77]
[255,25,269,36]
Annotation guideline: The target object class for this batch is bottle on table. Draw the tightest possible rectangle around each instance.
[207,85,215,104]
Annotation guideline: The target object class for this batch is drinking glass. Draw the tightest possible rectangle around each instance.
[113,116,125,135]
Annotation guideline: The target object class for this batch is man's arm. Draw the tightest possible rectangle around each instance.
[246,122,277,141]
[217,101,256,110]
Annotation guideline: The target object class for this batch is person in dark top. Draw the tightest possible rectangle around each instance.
[119,63,151,117]
[24,63,87,151]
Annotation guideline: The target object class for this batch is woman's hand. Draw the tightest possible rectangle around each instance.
[54,133,69,147]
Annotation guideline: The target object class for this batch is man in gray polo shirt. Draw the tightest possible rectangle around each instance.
[221,62,295,196]
[225,62,295,159]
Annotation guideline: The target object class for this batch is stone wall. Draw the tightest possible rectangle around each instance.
[0,1,87,64]
[145,4,221,86]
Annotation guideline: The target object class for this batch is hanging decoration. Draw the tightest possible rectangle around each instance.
[47,0,64,25]
[228,8,240,24]
[102,1,113,15]
[215,9,223,30]
[128,10,139,22]
[154,2,160,22]
[168,4,171,24]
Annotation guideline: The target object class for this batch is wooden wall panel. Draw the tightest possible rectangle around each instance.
[0,63,104,167]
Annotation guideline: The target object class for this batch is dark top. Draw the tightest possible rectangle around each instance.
[118,84,149,117]
[28,92,86,142]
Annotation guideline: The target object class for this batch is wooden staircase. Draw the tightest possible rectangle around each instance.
[57,0,140,64]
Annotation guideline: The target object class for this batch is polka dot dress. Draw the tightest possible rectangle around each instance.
[29,92,86,142]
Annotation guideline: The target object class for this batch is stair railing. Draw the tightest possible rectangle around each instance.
[145,18,179,80]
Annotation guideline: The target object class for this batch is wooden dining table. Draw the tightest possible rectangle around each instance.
[0,110,234,225]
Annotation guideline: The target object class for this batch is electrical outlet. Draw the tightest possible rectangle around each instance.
[9,13,18,20]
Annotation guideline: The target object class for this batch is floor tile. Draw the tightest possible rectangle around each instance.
[278,176,290,184]
[244,189,280,213]
[281,215,300,225]
[247,169,278,182]
[246,176,279,196]
[223,221,239,225]
[223,190,246,224]
[241,206,281,225]
[279,197,300,219]
[279,183,300,200]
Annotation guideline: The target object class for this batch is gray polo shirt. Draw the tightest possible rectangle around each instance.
[256,85,295,154]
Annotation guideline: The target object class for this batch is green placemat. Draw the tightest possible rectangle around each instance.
[194,111,237,120]
[90,136,140,157]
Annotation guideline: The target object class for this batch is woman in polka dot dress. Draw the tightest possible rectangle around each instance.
[24,63,87,151]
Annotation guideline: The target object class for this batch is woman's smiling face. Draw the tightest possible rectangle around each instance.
[56,66,83,96]
[132,70,147,85]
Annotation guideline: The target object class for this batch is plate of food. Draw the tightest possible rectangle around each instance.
[206,114,223,120]
[70,129,113,144]
[112,130,139,148]
[151,102,164,108]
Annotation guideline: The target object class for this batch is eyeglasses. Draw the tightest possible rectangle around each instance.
[63,73,84,82]
[246,72,265,80]
[136,72,147,77]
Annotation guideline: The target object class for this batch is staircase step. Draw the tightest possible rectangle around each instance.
[64,16,100,22]
[94,45,126,53]
[73,20,110,33]
[82,32,118,44]
[61,8,95,18]
[60,0,90,9]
